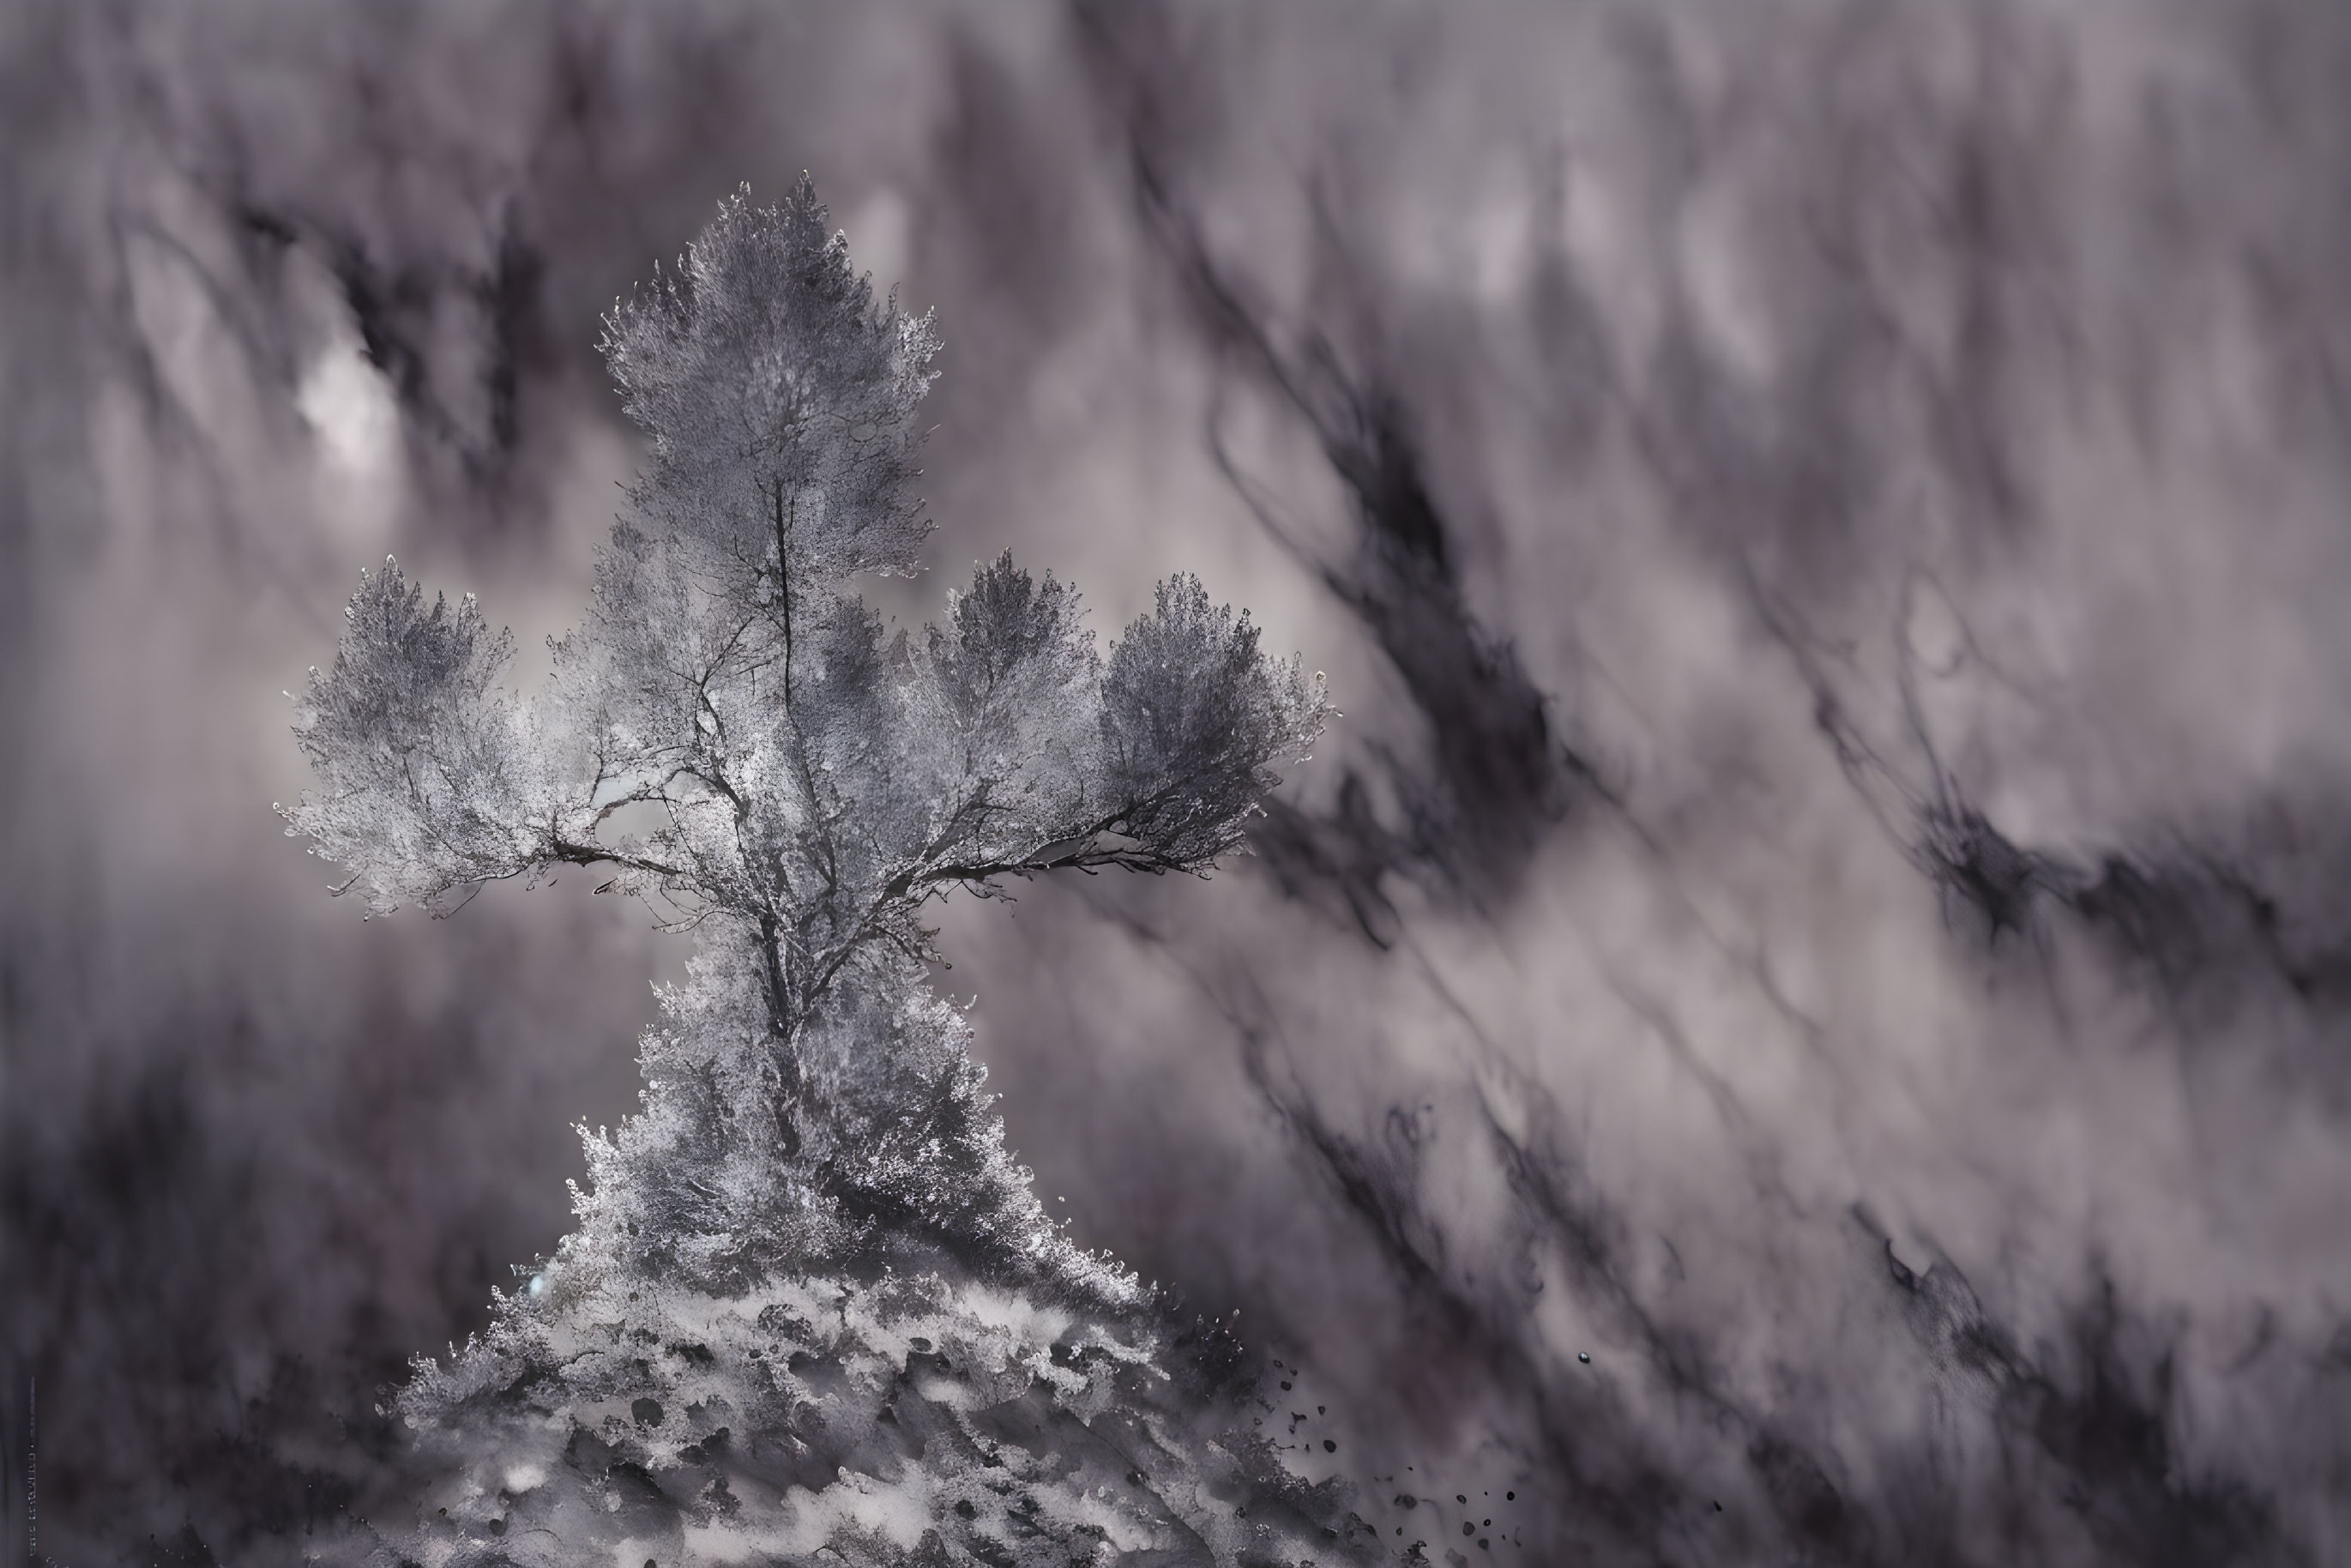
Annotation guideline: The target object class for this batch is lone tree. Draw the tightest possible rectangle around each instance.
[286,184,1374,1566]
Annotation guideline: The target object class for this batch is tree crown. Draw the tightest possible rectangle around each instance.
[288,179,1325,1052]
[282,182,1353,1568]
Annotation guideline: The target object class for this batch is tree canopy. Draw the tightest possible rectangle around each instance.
[285,182,1370,1568]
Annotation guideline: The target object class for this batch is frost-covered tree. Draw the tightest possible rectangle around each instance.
[284,183,1373,1567]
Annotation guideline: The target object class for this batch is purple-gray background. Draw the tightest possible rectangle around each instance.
[6,3,2350,1563]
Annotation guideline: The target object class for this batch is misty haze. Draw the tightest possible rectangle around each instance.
[6,3,2351,1565]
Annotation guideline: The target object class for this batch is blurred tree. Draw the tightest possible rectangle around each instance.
[283,182,1365,1567]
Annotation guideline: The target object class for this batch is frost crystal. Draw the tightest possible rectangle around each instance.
[286,182,1357,1566]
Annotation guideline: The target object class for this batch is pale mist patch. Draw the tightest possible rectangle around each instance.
[295,342,400,478]
[843,184,914,300]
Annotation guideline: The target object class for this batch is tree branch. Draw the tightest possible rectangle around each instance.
[548,837,689,879]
